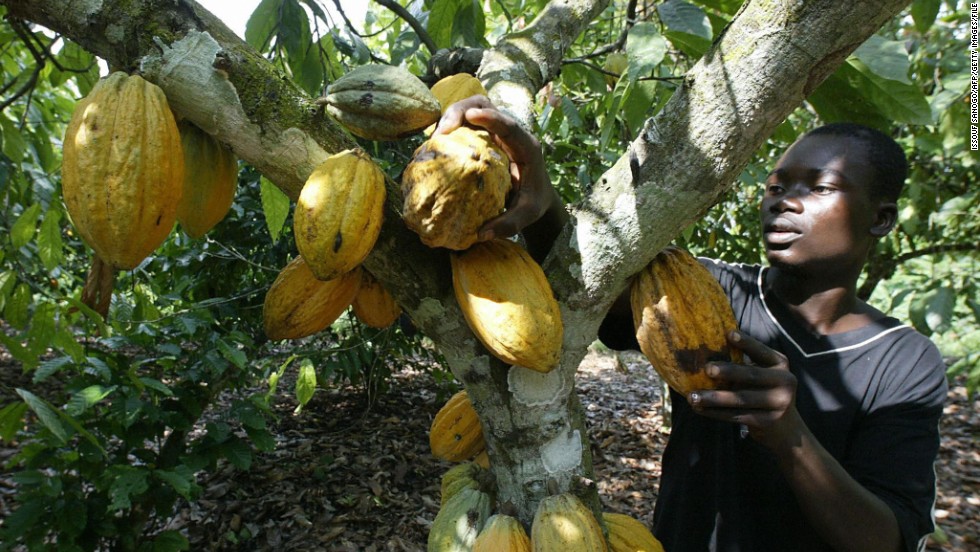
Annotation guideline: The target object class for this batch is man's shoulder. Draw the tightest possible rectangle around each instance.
[695,257,762,287]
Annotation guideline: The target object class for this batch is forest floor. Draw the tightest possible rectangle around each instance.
[2,347,978,551]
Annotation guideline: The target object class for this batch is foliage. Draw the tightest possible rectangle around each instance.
[0,0,977,549]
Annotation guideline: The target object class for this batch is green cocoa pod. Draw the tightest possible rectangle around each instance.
[324,64,441,141]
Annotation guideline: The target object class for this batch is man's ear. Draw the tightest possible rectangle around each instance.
[871,202,898,237]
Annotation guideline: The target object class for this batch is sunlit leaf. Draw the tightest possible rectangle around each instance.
[260,176,290,243]
[16,389,69,445]
[295,358,317,412]
[245,0,283,51]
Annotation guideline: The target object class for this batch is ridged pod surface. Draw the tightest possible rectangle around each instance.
[294,149,386,281]
[62,71,184,270]
[630,246,742,395]
[451,240,563,373]
[324,64,440,141]
[402,127,511,250]
[176,121,238,238]
[351,270,402,328]
[602,513,664,552]
[430,390,486,462]
[440,462,486,507]
[263,257,361,340]
[473,514,532,552]
[531,493,608,551]
[427,486,493,552]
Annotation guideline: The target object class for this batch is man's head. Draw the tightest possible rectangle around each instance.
[759,123,906,276]
[803,122,908,203]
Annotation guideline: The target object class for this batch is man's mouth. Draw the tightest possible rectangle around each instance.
[763,221,801,245]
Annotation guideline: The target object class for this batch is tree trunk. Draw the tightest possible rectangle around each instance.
[2,0,914,528]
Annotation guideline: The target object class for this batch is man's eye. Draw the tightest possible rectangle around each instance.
[766,184,784,194]
[813,185,836,194]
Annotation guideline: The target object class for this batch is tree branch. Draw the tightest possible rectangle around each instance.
[374,0,438,54]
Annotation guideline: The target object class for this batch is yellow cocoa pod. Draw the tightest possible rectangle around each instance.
[428,486,493,552]
[176,121,238,238]
[62,72,184,270]
[294,149,386,281]
[474,514,532,552]
[602,513,664,552]
[430,74,488,112]
[531,493,608,551]
[263,256,361,340]
[430,390,486,462]
[402,126,511,250]
[630,246,743,395]
[324,64,441,141]
[451,240,563,373]
[351,270,402,328]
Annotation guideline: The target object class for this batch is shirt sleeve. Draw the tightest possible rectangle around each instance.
[843,343,948,552]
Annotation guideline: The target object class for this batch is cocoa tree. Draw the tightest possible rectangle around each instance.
[0,0,955,542]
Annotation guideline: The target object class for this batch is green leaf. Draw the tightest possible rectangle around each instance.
[245,0,282,51]
[33,355,74,383]
[429,0,462,49]
[66,385,117,416]
[16,388,69,445]
[294,358,317,412]
[658,0,713,57]
[222,436,253,470]
[139,377,175,397]
[626,23,668,81]
[150,530,190,552]
[909,287,956,335]
[0,115,27,162]
[217,338,247,369]
[0,401,28,442]
[452,0,487,48]
[108,465,150,511]
[911,0,941,33]
[37,209,64,271]
[259,176,290,243]
[847,58,933,124]
[154,467,196,500]
[852,35,913,84]
[5,282,32,329]
[11,203,41,248]
[278,0,312,60]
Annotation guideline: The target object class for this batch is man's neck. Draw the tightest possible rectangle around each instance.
[765,266,876,336]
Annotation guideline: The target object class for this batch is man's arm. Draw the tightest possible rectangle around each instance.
[434,95,568,262]
[692,331,904,552]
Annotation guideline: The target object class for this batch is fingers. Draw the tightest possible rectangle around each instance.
[434,97,542,167]
[433,95,494,135]
[478,190,545,241]
[729,330,788,370]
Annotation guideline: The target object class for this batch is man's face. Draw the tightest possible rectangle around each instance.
[760,134,881,273]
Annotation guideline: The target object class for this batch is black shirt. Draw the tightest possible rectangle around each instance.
[600,259,948,552]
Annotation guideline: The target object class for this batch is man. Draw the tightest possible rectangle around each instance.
[435,98,947,552]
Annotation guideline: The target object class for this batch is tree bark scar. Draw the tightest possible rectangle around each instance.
[629,146,640,186]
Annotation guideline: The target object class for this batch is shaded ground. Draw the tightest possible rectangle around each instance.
[2,348,978,550]
[163,350,978,551]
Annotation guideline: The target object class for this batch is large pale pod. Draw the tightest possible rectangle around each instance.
[294,149,386,281]
[630,246,743,395]
[62,72,184,270]
[451,239,563,373]
[402,127,511,251]
[531,493,608,551]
